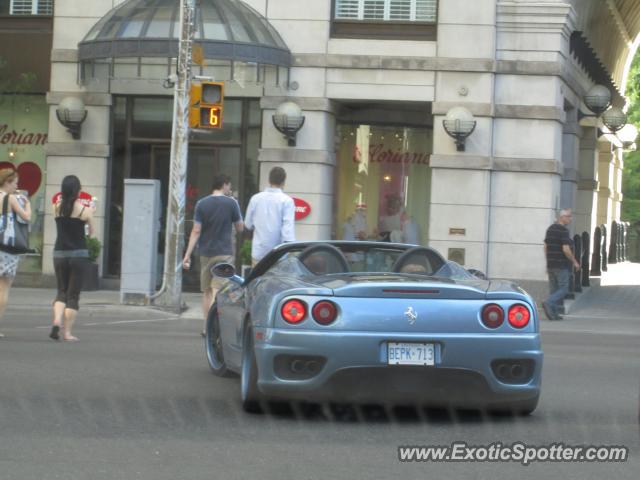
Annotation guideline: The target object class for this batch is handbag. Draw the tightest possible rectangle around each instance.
[0,194,30,254]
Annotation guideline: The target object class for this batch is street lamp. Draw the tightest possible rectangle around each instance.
[442,106,476,151]
[55,97,88,140]
[272,101,305,146]
[583,84,611,116]
[601,107,627,134]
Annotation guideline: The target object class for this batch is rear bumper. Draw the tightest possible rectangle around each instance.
[254,328,542,405]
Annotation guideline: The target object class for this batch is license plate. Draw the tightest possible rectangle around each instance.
[387,342,435,366]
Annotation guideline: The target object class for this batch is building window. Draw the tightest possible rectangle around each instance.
[336,124,432,245]
[9,0,53,15]
[332,0,437,40]
[335,0,437,22]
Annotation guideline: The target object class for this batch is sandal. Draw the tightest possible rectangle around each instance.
[49,325,60,340]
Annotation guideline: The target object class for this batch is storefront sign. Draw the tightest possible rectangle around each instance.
[293,197,311,221]
[352,144,430,165]
[0,124,48,146]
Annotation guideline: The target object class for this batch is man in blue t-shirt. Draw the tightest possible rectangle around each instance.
[542,208,580,320]
[183,174,243,335]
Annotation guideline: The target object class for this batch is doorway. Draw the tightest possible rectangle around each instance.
[107,96,261,290]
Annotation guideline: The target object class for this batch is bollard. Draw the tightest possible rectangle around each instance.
[581,231,590,286]
[573,234,582,293]
[608,221,618,264]
[617,222,623,263]
[601,224,608,272]
[591,227,602,276]
[628,221,633,261]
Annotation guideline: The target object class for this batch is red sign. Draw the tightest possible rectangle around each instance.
[0,161,43,197]
[293,197,311,221]
[51,190,94,207]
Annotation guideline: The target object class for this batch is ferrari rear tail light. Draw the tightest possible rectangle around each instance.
[481,304,504,328]
[281,299,307,324]
[508,304,530,328]
[312,300,338,325]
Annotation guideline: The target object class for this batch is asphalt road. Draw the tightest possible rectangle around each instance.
[0,296,638,480]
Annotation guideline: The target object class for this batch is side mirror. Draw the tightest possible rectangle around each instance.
[467,268,487,280]
[211,263,244,285]
[211,263,235,278]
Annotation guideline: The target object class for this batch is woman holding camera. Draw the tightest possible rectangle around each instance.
[50,175,95,342]
[0,168,31,338]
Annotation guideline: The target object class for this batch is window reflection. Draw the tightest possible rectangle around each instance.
[336,125,432,245]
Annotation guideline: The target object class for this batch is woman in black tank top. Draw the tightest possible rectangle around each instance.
[49,175,95,342]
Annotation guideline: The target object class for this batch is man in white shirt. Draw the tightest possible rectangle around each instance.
[245,167,296,265]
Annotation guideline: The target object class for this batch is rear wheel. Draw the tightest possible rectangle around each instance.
[241,323,263,413]
[205,304,233,377]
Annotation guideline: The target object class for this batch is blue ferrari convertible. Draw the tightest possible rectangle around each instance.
[205,242,542,414]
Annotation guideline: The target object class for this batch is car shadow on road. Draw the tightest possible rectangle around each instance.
[257,401,535,425]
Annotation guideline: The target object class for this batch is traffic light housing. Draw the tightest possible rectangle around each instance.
[189,81,224,129]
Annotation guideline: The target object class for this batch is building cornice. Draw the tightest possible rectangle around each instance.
[45,143,110,158]
[47,92,112,107]
[429,155,561,174]
[258,148,336,166]
[260,96,338,114]
[433,102,564,122]
[605,0,632,46]
[497,1,577,39]
[51,49,78,62]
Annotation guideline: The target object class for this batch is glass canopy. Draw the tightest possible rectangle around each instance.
[78,0,291,84]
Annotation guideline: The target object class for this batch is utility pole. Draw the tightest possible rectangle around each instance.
[152,0,195,312]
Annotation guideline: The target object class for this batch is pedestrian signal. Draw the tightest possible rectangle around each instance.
[189,81,224,129]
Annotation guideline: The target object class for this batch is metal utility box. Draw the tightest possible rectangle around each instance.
[120,179,161,305]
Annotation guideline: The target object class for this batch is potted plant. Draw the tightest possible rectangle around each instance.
[239,240,252,278]
[83,236,102,291]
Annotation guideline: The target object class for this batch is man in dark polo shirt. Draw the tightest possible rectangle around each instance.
[542,208,580,320]
[182,174,243,335]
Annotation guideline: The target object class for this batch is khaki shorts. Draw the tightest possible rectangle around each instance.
[200,255,234,292]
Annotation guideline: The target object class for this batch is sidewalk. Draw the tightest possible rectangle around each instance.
[7,262,640,323]
[6,287,204,319]
[567,261,640,318]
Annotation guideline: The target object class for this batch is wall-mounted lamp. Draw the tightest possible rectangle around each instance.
[7,147,17,160]
[443,106,476,151]
[601,107,627,134]
[272,101,305,147]
[616,123,638,150]
[55,97,87,140]
[583,84,612,116]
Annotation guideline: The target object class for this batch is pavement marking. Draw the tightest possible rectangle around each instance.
[35,316,202,328]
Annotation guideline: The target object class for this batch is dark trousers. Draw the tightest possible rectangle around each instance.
[53,257,87,311]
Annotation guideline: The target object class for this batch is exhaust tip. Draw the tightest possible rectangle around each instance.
[290,359,305,374]
[510,364,525,380]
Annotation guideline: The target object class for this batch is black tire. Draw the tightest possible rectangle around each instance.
[205,304,233,377]
[240,323,263,413]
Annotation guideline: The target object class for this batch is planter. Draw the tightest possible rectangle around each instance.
[82,261,100,291]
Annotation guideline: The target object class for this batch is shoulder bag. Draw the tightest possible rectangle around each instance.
[0,194,31,254]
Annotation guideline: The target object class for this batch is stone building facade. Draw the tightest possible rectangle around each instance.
[35,0,640,293]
